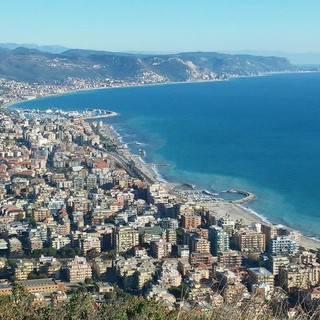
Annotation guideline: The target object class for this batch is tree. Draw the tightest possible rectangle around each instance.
[57,247,75,258]
[15,213,25,222]
[97,295,178,320]
[11,282,37,319]
[0,294,14,319]
[22,217,37,228]
[39,305,68,320]
[86,249,99,261]
[6,258,17,268]
[106,249,117,259]
[9,250,25,259]
[27,272,48,280]
[169,283,189,300]
[32,247,57,258]
[74,247,83,256]
[66,292,95,319]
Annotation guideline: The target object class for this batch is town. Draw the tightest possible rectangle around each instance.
[0,104,318,319]
[0,73,169,108]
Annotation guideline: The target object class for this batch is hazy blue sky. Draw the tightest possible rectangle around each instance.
[0,0,319,53]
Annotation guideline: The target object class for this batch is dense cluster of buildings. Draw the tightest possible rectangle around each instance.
[0,73,168,108]
[0,107,318,315]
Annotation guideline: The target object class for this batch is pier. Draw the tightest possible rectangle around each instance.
[228,189,256,204]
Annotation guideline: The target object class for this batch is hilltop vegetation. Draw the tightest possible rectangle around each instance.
[0,285,318,320]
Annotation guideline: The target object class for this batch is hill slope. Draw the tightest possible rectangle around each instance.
[0,47,297,83]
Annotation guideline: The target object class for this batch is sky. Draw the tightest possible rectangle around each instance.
[0,0,319,53]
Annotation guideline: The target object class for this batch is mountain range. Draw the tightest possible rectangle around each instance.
[226,50,320,66]
[0,43,69,54]
[0,44,298,84]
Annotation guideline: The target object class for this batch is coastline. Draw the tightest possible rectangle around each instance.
[201,201,320,250]
[0,99,26,109]
[6,69,319,110]
[96,120,160,184]
[82,110,119,120]
[96,116,320,250]
[7,74,320,251]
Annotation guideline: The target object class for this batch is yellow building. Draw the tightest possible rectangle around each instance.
[234,230,265,253]
[248,267,274,292]
[66,256,92,282]
[151,239,172,259]
[114,227,139,253]
[191,237,210,254]
[217,250,242,268]
[81,236,101,255]
[14,260,36,280]
[279,263,320,291]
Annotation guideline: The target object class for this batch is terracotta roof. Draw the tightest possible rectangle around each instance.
[8,159,20,164]
[15,170,34,176]
[196,262,208,269]
[34,179,46,185]
[21,159,31,165]
[93,159,108,169]
[58,208,68,216]
[2,204,24,213]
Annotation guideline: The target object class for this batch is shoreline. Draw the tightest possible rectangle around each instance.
[5,69,319,110]
[98,121,160,184]
[238,204,320,250]
[6,74,320,251]
[201,201,320,250]
[99,118,320,250]
[0,99,26,109]
[82,110,119,120]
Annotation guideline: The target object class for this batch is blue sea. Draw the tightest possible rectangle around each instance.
[14,73,320,238]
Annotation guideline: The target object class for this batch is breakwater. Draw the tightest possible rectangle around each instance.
[227,189,256,204]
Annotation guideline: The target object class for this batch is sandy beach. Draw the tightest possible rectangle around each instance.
[201,200,320,251]
[88,112,320,252]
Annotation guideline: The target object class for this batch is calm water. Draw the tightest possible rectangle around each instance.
[14,73,320,237]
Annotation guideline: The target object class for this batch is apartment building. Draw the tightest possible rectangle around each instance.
[66,256,92,282]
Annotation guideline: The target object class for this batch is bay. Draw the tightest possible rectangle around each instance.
[14,73,320,237]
